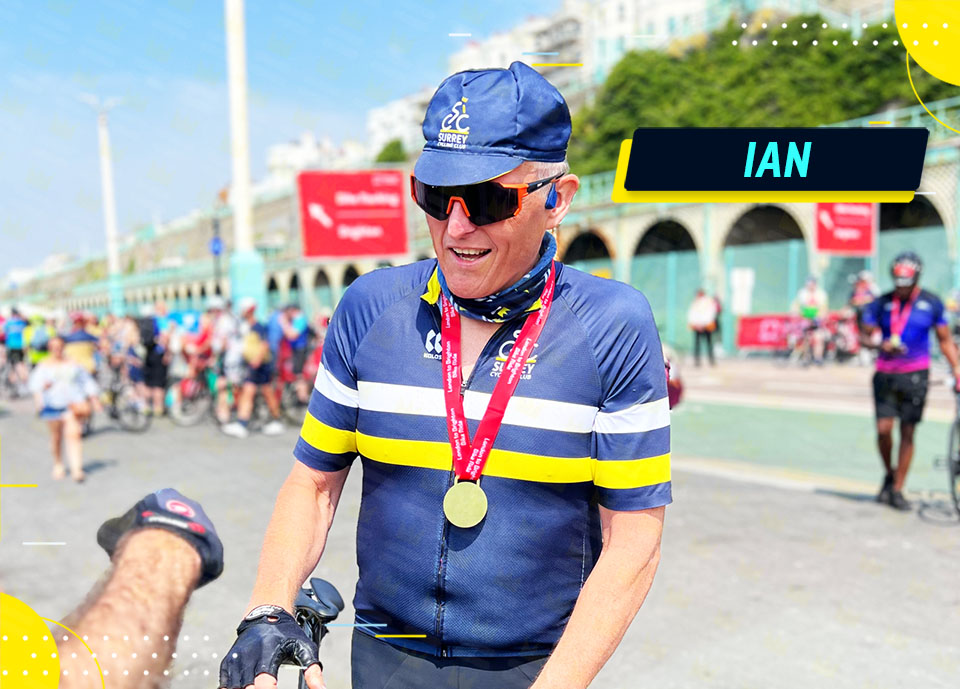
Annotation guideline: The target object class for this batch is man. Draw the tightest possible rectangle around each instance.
[850,270,879,365]
[791,275,829,365]
[61,312,100,375]
[211,297,241,424]
[2,489,223,688]
[687,288,718,366]
[270,303,310,405]
[142,302,173,416]
[861,251,960,510]
[221,297,285,438]
[24,315,56,367]
[3,307,29,392]
[220,62,669,689]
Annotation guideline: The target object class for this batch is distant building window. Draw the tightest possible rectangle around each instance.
[683,15,691,35]
[668,16,676,35]
[597,38,606,61]
[618,3,625,21]
[647,20,655,36]
[617,37,625,55]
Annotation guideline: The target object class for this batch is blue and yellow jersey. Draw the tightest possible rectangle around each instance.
[294,260,671,657]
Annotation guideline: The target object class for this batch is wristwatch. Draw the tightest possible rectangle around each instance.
[244,604,287,622]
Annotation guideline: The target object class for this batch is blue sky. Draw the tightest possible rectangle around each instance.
[0,0,562,277]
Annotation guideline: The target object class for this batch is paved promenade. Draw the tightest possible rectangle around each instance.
[1,360,957,688]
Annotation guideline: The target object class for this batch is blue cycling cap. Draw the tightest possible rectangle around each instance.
[414,61,571,186]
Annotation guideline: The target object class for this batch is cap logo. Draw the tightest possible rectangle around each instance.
[438,97,470,150]
[166,499,196,519]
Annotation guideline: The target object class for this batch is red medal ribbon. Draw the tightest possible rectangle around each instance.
[440,262,557,481]
[890,287,919,339]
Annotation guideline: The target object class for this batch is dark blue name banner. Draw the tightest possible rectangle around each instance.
[611,127,928,203]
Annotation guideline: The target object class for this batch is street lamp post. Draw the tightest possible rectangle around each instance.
[224,0,266,310]
[80,94,125,316]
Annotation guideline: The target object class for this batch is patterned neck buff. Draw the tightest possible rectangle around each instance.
[434,232,557,323]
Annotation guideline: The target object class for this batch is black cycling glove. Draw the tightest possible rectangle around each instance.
[96,488,224,587]
[219,605,321,689]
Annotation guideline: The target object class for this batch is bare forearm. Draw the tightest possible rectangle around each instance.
[939,335,960,371]
[58,529,201,689]
[246,467,342,614]
[532,546,661,689]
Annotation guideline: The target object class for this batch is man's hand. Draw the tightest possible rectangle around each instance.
[880,340,905,354]
[219,607,325,689]
[97,488,224,587]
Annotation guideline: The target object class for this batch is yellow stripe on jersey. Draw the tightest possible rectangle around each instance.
[592,453,671,489]
[300,412,358,455]
[355,432,670,488]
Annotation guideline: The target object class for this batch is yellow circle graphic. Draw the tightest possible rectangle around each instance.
[0,593,60,688]
[896,0,960,85]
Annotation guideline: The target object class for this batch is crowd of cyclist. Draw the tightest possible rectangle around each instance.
[0,297,329,444]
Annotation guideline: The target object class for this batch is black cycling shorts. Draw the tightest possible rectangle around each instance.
[292,347,307,376]
[873,369,929,424]
[143,349,168,389]
[7,348,24,365]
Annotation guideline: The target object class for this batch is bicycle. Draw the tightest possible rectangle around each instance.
[166,361,217,426]
[85,364,152,435]
[104,366,152,433]
[945,389,960,518]
[292,577,344,689]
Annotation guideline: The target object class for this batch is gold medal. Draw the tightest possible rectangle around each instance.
[890,333,902,348]
[442,480,488,528]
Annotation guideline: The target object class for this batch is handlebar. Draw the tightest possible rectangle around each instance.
[293,578,344,689]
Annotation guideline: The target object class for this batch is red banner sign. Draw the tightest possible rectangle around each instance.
[297,170,408,258]
[737,313,859,353]
[815,202,876,256]
[737,314,793,350]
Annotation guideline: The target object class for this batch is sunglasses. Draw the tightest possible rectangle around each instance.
[410,173,563,226]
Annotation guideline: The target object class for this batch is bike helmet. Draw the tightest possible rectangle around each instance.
[890,251,923,288]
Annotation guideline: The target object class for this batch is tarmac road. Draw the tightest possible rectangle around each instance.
[1,369,958,688]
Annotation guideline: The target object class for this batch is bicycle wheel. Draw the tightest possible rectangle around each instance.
[948,419,960,518]
[281,382,308,425]
[167,377,211,427]
[116,385,152,433]
[248,393,270,432]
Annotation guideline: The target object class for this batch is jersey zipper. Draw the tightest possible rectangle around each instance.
[431,312,513,654]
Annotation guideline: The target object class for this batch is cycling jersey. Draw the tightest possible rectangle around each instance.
[4,317,27,350]
[863,289,947,373]
[294,260,671,657]
[62,329,99,374]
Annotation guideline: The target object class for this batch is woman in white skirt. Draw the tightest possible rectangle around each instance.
[28,335,99,482]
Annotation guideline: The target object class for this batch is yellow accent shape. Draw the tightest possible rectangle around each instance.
[896,1,960,86]
[0,593,60,688]
[421,268,442,305]
[42,617,106,688]
[300,413,358,455]
[610,139,915,203]
[906,52,960,135]
[356,432,670,488]
[592,453,671,489]
[0,437,39,539]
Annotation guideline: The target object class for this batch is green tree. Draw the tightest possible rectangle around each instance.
[568,15,957,175]
[375,138,407,163]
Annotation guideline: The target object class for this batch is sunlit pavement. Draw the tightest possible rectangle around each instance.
[1,360,958,688]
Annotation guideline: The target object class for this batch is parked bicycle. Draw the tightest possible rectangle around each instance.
[945,389,960,518]
[84,364,152,435]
